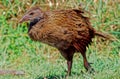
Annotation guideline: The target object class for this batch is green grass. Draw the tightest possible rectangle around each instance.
[0,0,120,79]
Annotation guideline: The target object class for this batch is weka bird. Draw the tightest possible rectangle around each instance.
[19,7,110,75]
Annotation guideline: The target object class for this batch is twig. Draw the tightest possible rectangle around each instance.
[0,70,25,75]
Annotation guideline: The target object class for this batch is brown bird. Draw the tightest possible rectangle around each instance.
[19,7,111,75]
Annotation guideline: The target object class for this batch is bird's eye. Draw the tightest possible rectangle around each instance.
[29,12,34,15]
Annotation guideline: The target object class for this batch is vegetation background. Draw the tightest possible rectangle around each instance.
[0,0,120,79]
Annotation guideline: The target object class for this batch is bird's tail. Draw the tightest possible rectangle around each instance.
[94,30,117,41]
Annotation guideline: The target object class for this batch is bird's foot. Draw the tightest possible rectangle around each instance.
[87,67,95,74]
[84,62,95,74]
[65,70,71,76]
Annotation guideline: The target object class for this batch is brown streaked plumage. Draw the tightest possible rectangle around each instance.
[20,7,111,75]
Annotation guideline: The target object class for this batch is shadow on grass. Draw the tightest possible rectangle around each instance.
[36,74,66,79]
[35,71,86,79]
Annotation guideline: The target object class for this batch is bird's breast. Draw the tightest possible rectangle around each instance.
[28,25,73,50]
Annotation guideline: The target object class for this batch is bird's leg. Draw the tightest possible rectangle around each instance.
[64,54,73,76]
[67,59,72,76]
[80,52,94,73]
[83,56,91,71]
[59,49,74,76]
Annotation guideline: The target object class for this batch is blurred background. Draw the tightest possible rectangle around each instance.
[0,0,120,79]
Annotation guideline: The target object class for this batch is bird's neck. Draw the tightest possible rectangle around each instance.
[28,17,43,32]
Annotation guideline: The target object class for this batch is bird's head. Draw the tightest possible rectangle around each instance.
[19,7,44,23]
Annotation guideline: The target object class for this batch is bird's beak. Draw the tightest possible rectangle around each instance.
[19,15,29,23]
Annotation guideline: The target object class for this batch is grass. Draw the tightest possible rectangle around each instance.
[0,0,120,79]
